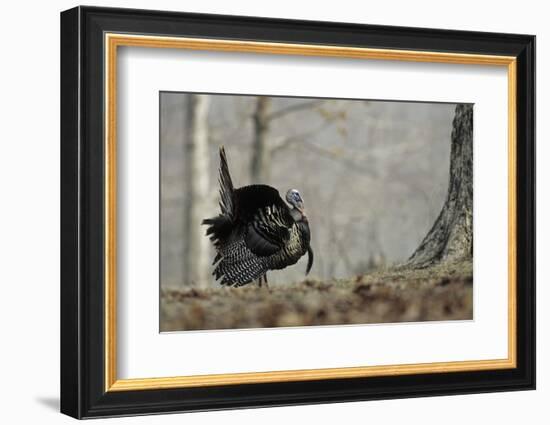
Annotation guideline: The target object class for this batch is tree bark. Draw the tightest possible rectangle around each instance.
[183,94,211,287]
[406,104,473,268]
[250,97,272,183]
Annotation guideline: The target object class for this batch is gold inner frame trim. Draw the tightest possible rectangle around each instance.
[104,33,518,392]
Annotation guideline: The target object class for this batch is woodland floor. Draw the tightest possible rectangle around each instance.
[160,261,473,332]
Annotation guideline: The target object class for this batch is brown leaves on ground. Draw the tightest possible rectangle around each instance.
[160,261,473,332]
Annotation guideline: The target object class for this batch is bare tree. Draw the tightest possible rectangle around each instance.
[183,94,211,287]
[249,98,326,182]
[250,97,272,182]
[406,104,473,268]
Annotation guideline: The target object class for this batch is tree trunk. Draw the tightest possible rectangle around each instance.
[183,94,211,287]
[406,104,473,268]
[250,97,271,183]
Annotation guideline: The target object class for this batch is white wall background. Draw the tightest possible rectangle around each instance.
[0,0,545,423]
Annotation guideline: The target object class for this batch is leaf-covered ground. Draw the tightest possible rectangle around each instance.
[160,261,473,332]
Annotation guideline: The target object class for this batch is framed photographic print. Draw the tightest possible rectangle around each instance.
[60,6,535,419]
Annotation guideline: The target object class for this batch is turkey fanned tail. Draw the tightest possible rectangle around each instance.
[218,146,234,218]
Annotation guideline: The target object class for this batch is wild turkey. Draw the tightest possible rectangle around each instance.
[202,146,313,287]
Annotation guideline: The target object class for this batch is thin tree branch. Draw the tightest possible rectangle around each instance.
[271,121,333,153]
[296,140,379,177]
[267,100,325,122]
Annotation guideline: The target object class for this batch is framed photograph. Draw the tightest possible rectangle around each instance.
[60,6,535,419]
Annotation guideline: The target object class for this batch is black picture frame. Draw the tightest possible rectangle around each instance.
[60,5,535,419]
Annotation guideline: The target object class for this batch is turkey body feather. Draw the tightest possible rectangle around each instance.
[202,146,313,287]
